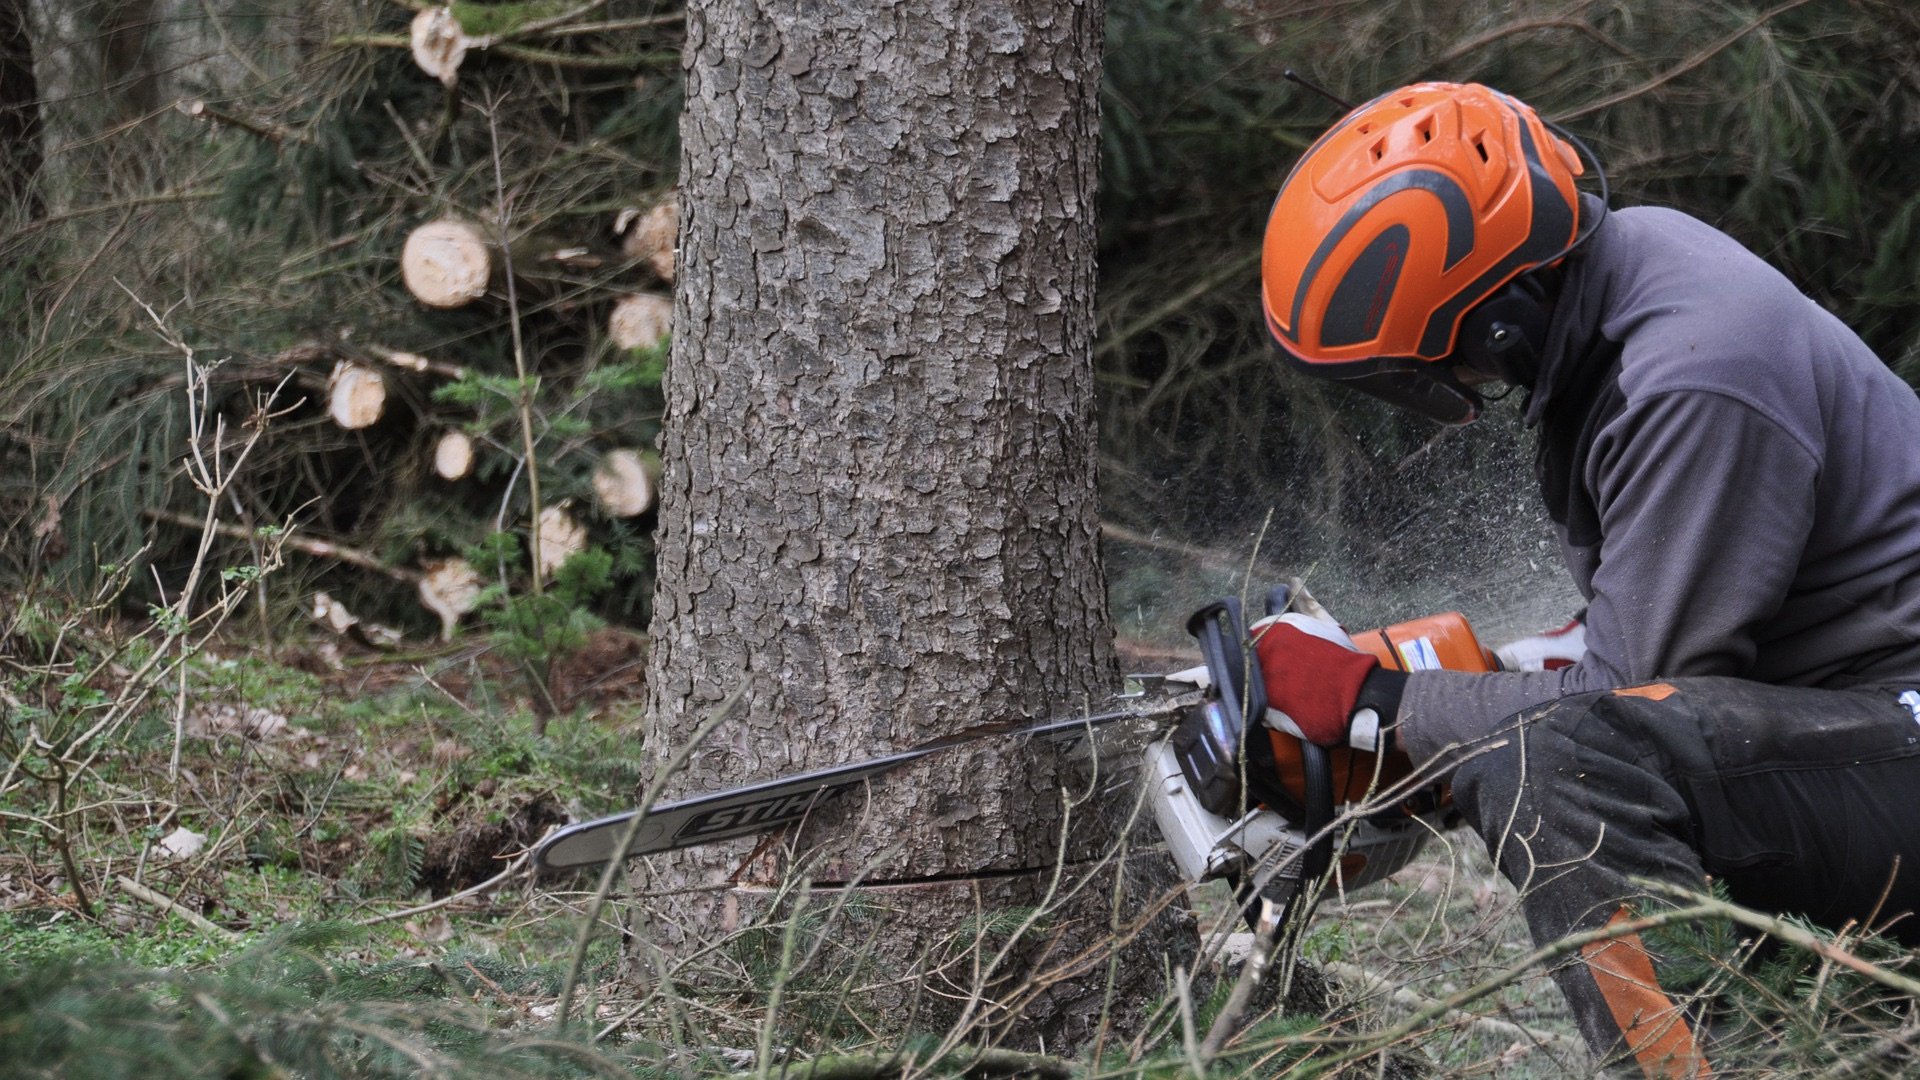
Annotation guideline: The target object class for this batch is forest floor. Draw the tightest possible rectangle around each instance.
[10,602,1868,1080]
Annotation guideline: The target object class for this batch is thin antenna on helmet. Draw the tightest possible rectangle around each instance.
[1283,69,1357,112]
[1536,117,1611,264]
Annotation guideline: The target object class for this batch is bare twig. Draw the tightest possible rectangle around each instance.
[1426,9,1632,71]
[1632,878,1920,998]
[1199,898,1281,1060]
[142,509,422,583]
[177,99,307,145]
[359,342,471,381]
[1095,251,1258,361]
[330,33,673,71]
[766,1048,1071,1080]
[539,12,687,38]
[357,853,532,928]
[1292,904,1724,1072]
[554,682,749,1031]
[1322,959,1585,1057]
[1559,0,1819,121]
[468,0,615,49]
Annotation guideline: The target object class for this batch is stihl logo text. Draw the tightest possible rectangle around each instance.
[674,791,822,841]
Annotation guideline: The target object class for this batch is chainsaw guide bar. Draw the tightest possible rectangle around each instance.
[531,693,1193,875]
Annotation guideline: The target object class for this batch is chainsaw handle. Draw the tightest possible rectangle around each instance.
[1192,588,1334,933]
[1181,597,1290,816]
[1297,740,1335,890]
[1187,597,1274,729]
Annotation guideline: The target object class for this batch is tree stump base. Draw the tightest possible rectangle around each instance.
[626,850,1205,1052]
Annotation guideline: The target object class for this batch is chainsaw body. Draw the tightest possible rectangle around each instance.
[1148,601,1495,916]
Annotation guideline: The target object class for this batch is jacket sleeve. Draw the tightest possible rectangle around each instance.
[1397,389,1820,767]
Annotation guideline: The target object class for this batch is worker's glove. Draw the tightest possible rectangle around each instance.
[1251,606,1408,751]
[1494,616,1587,672]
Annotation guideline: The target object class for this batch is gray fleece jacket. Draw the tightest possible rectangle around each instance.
[1398,201,1920,766]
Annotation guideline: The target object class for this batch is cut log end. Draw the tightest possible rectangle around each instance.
[620,200,678,283]
[593,448,659,517]
[434,431,475,480]
[609,293,673,350]
[418,557,482,641]
[410,8,469,87]
[402,219,492,308]
[536,504,588,579]
[328,361,387,429]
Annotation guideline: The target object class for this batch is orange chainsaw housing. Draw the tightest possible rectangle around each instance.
[1264,612,1495,814]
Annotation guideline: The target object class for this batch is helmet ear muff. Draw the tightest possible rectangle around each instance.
[1451,277,1550,387]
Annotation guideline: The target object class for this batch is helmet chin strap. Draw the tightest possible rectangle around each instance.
[1474,379,1520,404]
[1449,256,1569,391]
[1458,319,1542,387]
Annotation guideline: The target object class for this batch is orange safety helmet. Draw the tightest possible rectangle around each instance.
[1261,83,1597,424]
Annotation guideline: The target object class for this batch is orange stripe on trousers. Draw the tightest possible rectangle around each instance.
[1579,908,1713,1079]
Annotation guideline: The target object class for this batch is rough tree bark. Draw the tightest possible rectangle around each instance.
[637,0,1194,1049]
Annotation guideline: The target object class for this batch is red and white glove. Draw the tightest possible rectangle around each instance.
[1252,612,1397,749]
[1494,617,1587,672]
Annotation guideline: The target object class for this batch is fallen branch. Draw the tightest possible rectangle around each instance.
[114,874,239,939]
[358,852,531,927]
[327,361,387,429]
[142,509,422,584]
[331,32,676,71]
[177,99,308,145]
[361,343,470,381]
[1200,900,1283,1061]
[267,340,470,381]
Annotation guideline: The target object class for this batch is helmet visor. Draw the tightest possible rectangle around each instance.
[1338,366,1483,425]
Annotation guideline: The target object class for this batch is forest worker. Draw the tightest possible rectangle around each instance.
[1251,81,1920,1077]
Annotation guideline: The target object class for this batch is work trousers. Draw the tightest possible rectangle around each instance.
[1449,677,1920,1077]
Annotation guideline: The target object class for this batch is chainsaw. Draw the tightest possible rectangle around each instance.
[532,587,1497,930]
[1149,585,1493,928]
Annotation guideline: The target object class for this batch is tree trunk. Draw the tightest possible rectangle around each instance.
[638,0,1194,1050]
[0,0,39,217]
[95,0,162,122]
